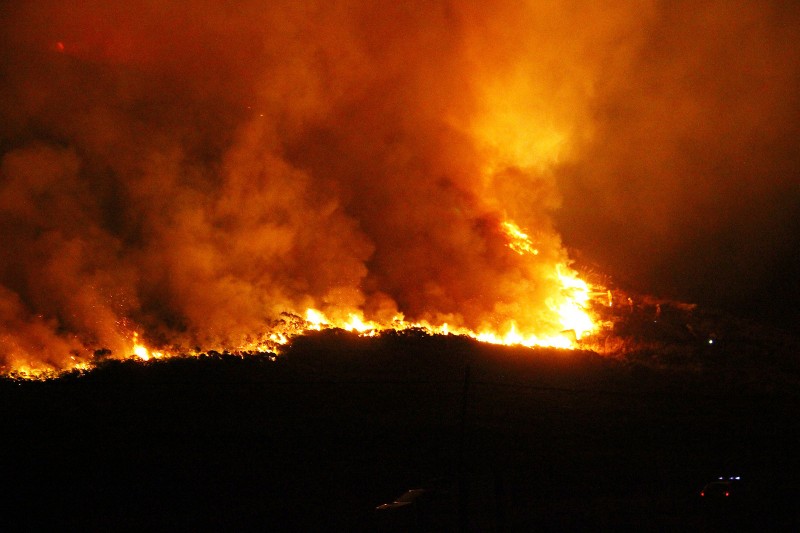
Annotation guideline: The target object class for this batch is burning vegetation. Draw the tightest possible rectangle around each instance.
[0,2,605,378]
[2,2,800,378]
[8,219,607,380]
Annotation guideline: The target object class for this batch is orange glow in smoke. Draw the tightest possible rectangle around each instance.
[1,4,632,380]
[274,219,599,351]
[6,216,603,380]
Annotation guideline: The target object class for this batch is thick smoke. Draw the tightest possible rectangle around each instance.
[554,1,800,327]
[2,2,799,370]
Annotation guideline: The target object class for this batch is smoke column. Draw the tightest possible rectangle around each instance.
[555,1,800,327]
[2,1,799,371]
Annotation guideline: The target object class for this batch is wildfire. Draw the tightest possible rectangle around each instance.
[273,219,600,350]
[292,220,599,349]
[554,265,594,338]
[501,221,539,256]
[131,332,165,361]
[3,219,603,380]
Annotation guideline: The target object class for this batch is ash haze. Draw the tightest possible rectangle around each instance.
[555,1,800,330]
[1,1,799,370]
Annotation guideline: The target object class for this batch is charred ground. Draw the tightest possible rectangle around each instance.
[2,304,799,531]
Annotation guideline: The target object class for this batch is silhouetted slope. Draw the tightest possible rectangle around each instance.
[2,329,798,530]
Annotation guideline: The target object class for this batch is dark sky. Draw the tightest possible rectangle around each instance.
[1,1,799,370]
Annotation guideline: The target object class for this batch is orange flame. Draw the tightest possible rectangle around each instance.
[501,221,539,256]
[6,217,603,379]
[131,332,165,361]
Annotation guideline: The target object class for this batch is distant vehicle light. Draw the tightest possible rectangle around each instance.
[701,477,743,501]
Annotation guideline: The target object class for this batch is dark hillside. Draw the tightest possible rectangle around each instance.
[2,329,799,531]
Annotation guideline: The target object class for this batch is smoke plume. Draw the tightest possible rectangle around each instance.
[2,1,799,371]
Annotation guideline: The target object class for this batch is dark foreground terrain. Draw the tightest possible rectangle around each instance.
[2,326,799,531]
